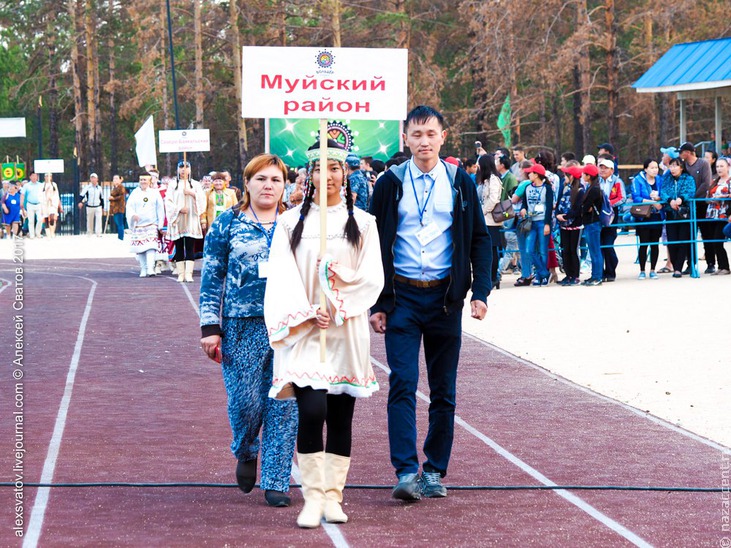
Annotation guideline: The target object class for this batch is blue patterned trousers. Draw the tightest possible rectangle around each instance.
[221,317,298,492]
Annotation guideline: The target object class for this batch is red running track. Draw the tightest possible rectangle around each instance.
[0,259,727,547]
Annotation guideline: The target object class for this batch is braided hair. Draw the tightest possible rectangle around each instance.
[289,139,361,252]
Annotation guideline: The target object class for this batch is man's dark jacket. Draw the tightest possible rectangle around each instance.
[369,160,492,315]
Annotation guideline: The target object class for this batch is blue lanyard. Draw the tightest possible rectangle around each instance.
[408,162,435,226]
[249,206,277,249]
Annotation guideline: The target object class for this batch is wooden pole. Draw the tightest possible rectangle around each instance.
[319,118,328,364]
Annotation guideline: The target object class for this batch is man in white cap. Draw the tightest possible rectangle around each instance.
[581,154,597,166]
[597,156,626,282]
[78,173,104,236]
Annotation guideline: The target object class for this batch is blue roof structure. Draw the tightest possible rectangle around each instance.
[633,37,731,93]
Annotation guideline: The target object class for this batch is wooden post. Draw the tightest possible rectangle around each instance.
[319,118,328,364]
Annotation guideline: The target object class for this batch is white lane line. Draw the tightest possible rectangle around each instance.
[178,281,349,548]
[23,277,97,548]
[464,333,731,455]
[371,357,652,548]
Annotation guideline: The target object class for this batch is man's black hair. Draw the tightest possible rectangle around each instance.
[464,158,476,169]
[405,105,445,130]
[496,155,511,170]
[371,160,386,174]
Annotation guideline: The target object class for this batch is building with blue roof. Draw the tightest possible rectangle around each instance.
[633,36,731,151]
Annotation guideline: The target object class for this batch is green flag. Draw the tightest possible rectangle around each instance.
[496,94,511,148]
[2,163,14,181]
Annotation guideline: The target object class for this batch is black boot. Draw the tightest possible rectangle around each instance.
[236,458,257,493]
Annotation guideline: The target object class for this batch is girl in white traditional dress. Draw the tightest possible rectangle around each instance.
[127,173,165,277]
[264,140,384,529]
[41,173,62,238]
[165,161,205,282]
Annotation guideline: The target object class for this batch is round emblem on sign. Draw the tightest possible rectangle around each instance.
[2,166,14,180]
[327,121,354,151]
[316,50,335,69]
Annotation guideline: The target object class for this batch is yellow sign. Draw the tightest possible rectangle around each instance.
[2,164,14,180]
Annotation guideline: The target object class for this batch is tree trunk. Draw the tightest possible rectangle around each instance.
[160,0,172,174]
[85,0,101,175]
[108,0,118,175]
[393,0,409,49]
[331,0,341,47]
[47,23,59,159]
[605,0,619,149]
[507,28,519,145]
[278,0,287,46]
[69,0,88,177]
[572,65,583,156]
[577,0,591,157]
[231,0,248,170]
[553,89,562,154]
[194,0,204,128]
[643,12,656,157]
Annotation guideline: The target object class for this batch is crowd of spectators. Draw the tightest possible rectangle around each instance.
[465,141,731,287]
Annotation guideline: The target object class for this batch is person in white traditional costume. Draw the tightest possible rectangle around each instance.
[41,173,62,238]
[165,160,205,282]
[264,140,384,529]
[126,173,165,277]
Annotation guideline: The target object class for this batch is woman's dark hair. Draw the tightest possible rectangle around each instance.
[476,154,499,186]
[642,158,658,171]
[535,150,556,173]
[290,139,360,252]
[581,173,600,205]
[564,160,582,205]
[668,157,687,175]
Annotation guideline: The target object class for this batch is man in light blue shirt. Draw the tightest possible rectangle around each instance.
[393,158,454,280]
[370,106,491,502]
[23,172,44,238]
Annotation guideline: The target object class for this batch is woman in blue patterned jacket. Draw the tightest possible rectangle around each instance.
[199,154,298,507]
[660,157,696,278]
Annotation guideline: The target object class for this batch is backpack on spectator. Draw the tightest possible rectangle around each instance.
[594,189,614,227]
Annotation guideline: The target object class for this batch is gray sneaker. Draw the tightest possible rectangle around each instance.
[392,473,422,501]
[421,470,447,498]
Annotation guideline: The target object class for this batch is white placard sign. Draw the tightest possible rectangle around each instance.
[242,47,408,121]
[34,159,65,174]
[0,117,26,138]
[158,129,211,153]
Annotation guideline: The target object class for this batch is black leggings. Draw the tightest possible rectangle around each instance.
[294,385,355,457]
[666,221,690,272]
[559,228,582,279]
[636,224,662,271]
[173,237,196,261]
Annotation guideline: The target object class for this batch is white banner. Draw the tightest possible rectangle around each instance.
[0,118,27,138]
[241,47,408,121]
[159,129,210,153]
[135,115,157,167]
[34,159,65,174]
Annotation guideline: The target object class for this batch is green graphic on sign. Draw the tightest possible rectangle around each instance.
[1,163,14,180]
[269,119,401,167]
[1,162,25,181]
